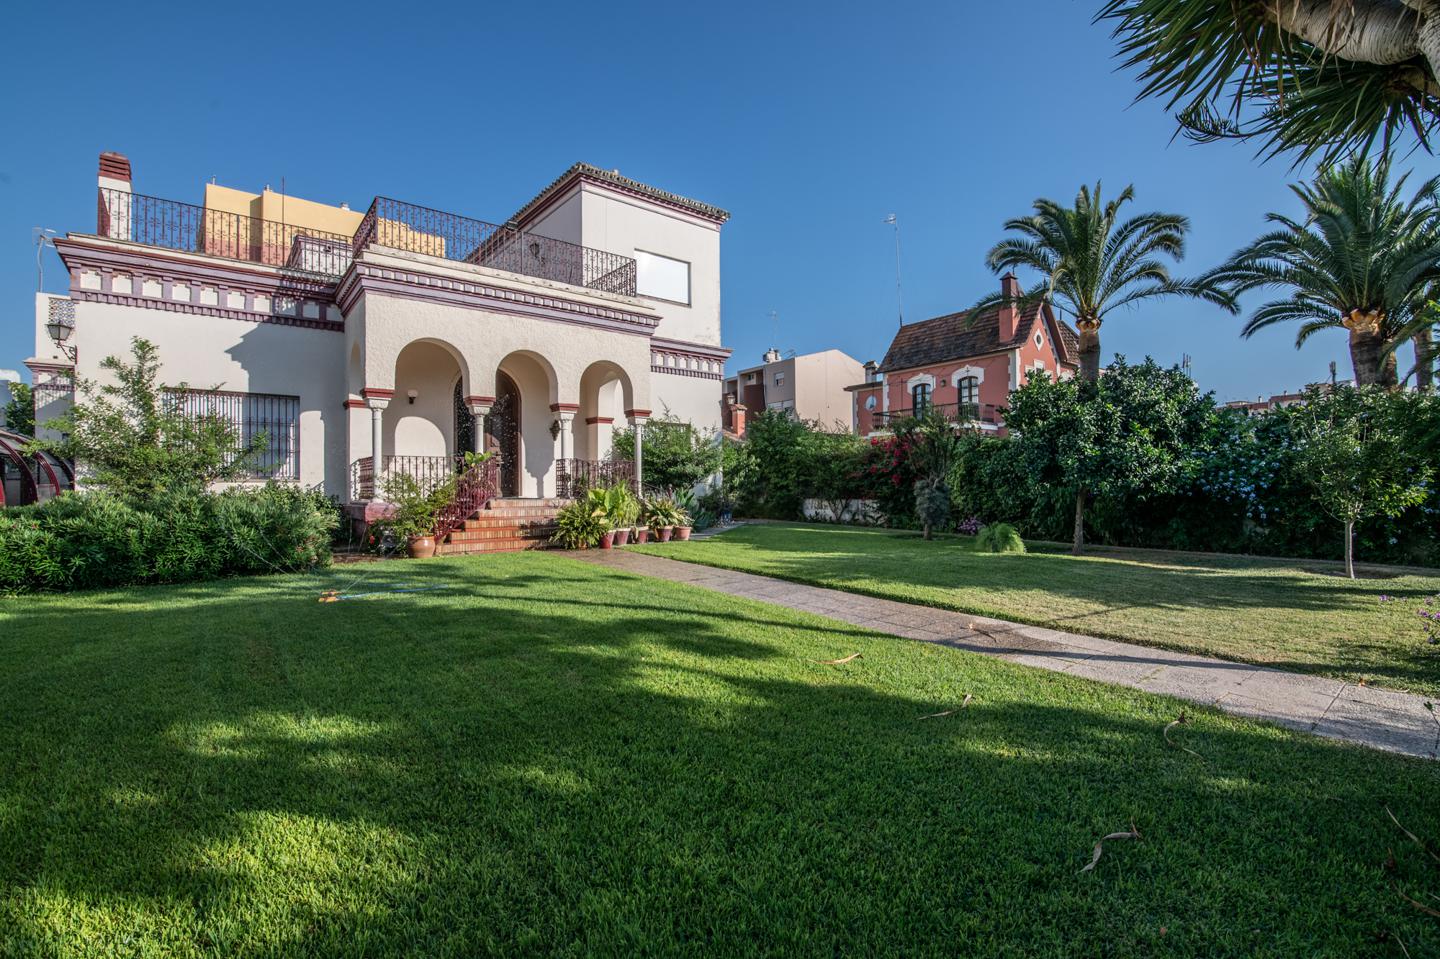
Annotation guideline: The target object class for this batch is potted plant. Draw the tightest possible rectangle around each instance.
[595,482,639,546]
[674,504,693,541]
[383,473,443,558]
[552,496,609,549]
[633,525,650,544]
[643,496,681,542]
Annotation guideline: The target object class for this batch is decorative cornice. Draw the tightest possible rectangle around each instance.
[650,336,728,380]
[337,261,659,337]
[511,162,730,229]
[649,336,731,359]
[54,237,342,333]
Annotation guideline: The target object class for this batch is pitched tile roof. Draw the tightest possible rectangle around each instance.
[879,303,1079,373]
[510,163,730,227]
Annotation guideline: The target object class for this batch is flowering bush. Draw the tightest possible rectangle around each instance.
[958,516,983,535]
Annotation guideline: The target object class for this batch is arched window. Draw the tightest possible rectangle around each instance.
[956,376,979,407]
[911,382,931,415]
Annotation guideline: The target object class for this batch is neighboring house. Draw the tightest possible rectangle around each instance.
[1222,381,1355,416]
[848,274,1080,436]
[722,348,864,435]
[30,153,731,522]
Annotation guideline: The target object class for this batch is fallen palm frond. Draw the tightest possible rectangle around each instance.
[1080,824,1141,874]
[919,693,973,720]
[1386,806,1440,866]
[815,653,863,665]
[1163,712,1205,760]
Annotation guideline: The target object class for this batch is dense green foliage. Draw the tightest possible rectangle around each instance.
[0,485,337,592]
[612,415,721,494]
[640,523,1440,695]
[718,362,1440,567]
[551,496,610,549]
[3,552,1439,955]
[30,337,265,498]
[2,382,33,436]
[975,522,1025,554]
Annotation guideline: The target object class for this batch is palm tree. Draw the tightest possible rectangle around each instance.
[1206,156,1440,388]
[1097,0,1440,164]
[976,182,1232,553]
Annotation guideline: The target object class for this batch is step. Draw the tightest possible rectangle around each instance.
[436,537,550,555]
[488,497,568,509]
[459,516,557,531]
[445,527,553,544]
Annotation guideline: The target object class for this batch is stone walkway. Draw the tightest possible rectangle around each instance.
[576,549,1440,760]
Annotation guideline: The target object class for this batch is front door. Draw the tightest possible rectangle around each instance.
[486,372,522,496]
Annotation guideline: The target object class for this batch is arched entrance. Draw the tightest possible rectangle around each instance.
[486,371,522,496]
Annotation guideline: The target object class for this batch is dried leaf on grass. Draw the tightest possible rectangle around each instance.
[1080,824,1141,874]
[815,653,863,665]
[919,693,973,720]
[1163,712,1205,760]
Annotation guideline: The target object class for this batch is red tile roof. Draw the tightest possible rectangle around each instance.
[879,303,1079,373]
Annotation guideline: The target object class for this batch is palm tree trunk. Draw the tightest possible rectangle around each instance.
[1348,327,1386,386]
[1071,487,1085,556]
[1416,327,1435,391]
[1344,520,1355,579]
[1073,324,1101,555]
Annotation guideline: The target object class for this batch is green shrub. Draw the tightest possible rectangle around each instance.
[976,523,1026,554]
[551,498,610,549]
[0,485,337,593]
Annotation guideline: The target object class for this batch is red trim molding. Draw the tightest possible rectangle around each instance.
[550,402,581,413]
[361,387,395,399]
[585,416,614,426]
[343,398,366,410]
[336,262,658,337]
[464,394,496,406]
[624,408,653,419]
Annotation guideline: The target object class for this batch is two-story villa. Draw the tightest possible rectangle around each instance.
[848,275,1079,436]
[30,153,731,536]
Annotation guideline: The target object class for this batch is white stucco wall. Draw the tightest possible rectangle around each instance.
[650,372,722,434]
[64,299,347,495]
[578,187,722,347]
[522,190,583,245]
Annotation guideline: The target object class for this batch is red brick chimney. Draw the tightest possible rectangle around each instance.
[97,151,133,238]
[998,273,1022,341]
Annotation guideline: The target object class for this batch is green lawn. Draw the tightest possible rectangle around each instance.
[2,553,1439,957]
[636,523,1440,697]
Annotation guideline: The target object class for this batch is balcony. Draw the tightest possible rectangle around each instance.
[872,402,1004,430]
[352,197,638,297]
[93,190,640,297]
[98,188,353,278]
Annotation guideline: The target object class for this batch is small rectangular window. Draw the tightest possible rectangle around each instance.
[635,250,691,304]
[774,372,785,386]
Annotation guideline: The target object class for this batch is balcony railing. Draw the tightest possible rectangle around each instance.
[352,197,638,296]
[555,458,636,499]
[97,188,353,278]
[873,402,1004,430]
[350,454,470,501]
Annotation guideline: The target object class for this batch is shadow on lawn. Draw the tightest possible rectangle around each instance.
[2,557,1439,956]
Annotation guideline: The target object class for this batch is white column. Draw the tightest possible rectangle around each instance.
[556,410,575,463]
[364,391,391,500]
[467,401,492,457]
[627,410,650,491]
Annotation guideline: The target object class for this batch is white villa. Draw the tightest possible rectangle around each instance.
[29,153,730,534]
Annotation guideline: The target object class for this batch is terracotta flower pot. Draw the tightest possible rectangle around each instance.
[633,528,649,544]
[407,535,436,559]
[614,528,632,546]
[675,526,692,541]
[600,531,615,550]
[656,526,673,543]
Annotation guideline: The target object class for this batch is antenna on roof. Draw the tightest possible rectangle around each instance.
[884,214,903,327]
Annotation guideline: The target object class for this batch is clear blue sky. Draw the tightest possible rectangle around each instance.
[3,0,1426,402]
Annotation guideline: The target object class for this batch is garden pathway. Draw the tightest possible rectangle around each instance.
[576,549,1440,760]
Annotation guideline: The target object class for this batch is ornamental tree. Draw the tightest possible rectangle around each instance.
[1002,356,1222,553]
[611,415,721,495]
[1288,385,1433,577]
[30,337,263,500]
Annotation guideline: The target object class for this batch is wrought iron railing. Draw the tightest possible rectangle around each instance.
[431,458,502,546]
[165,389,300,480]
[97,188,353,278]
[873,402,1003,430]
[556,458,636,499]
[352,197,638,296]
[350,454,473,500]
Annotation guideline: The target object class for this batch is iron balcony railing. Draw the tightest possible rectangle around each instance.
[97,188,353,278]
[352,197,638,296]
[873,402,1004,430]
[350,454,471,501]
[555,458,637,499]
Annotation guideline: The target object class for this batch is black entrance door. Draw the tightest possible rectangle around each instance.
[486,372,522,496]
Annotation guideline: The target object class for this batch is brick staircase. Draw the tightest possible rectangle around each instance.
[435,497,565,556]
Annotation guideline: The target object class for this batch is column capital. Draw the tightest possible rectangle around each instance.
[625,407,652,426]
[466,394,494,416]
[361,387,393,410]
